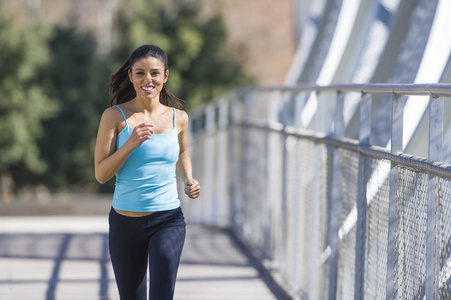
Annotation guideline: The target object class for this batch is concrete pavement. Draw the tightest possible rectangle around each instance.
[0,216,284,299]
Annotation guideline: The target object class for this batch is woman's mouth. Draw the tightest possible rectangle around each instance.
[141,86,155,93]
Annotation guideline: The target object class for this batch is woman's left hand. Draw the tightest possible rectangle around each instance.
[184,178,200,199]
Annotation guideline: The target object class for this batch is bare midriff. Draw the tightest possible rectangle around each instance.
[114,208,156,217]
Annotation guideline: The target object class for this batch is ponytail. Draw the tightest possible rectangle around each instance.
[107,60,135,106]
[107,44,183,108]
[160,85,183,108]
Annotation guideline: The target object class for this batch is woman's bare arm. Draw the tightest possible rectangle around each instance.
[175,110,200,199]
[94,107,153,184]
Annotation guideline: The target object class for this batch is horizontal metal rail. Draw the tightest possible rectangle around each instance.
[238,121,451,179]
[187,83,451,300]
[189,83,451,119]
[241,83,451,96]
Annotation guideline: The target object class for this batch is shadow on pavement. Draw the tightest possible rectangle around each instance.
[0,232,111,299]
[0,224,290,300]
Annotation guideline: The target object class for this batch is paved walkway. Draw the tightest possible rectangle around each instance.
[0,216,285,299]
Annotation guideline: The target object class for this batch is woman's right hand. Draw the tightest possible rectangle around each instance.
[126,122,154,149]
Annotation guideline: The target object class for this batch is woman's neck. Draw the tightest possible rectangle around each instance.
[134,95,162,112]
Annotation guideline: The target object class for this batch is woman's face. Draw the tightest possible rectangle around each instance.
[128,56,169,100]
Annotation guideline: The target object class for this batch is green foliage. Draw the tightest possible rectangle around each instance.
[36,28,112,192]
[113,0,253,109]
[0,0,253,193]
[0,11,57,175]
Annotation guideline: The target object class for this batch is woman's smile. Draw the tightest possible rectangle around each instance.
[141,86,155,93]
[128,56,168,100]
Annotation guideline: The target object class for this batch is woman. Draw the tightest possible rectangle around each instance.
[94,44,200,300]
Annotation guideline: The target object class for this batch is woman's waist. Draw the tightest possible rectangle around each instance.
[112,182,179,209]
[116,165,175,180]
[115,175,176,188]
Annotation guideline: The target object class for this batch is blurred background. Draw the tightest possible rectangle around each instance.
[1,0,450,212]
[0,0,295,208]
[2,0,451,299]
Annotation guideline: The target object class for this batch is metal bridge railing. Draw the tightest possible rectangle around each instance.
[182,83,451,300]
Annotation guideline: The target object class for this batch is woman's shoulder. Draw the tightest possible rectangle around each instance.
[101,106,126,125]
[174,108,188,126]
[103,105,122,117]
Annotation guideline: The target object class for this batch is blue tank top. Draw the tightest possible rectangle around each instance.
[112,105,180,212]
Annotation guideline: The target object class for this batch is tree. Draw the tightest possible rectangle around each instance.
[0,10,57,201]
[1,0,253,195]
[36,27,113,192]
[113,0,253,109]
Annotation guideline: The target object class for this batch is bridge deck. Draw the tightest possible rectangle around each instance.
[0,216,284,299]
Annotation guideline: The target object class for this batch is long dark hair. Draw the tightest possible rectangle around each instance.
[107,44,182,108]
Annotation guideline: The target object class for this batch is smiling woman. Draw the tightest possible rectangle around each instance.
[128,57,167,106]
[107,45,182,109]
[94,44,200,300]
[130,58,167,98]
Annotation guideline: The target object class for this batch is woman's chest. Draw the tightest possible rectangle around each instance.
[117,127,179,163]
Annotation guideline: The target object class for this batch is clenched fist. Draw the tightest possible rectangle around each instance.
[184,178,200,199]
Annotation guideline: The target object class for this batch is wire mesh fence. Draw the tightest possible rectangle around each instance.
[393,167,428,299]
[438,178,451,299]
[364,158,390,300]
[183,84,451,299]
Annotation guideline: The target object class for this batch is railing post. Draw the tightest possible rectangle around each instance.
[391,95,404,153]
[328,91,344,300]
[386,94,405,300]
[242,89,255,235]
[258,89,267,119]
[229,91,241,230]
[193,112,203,134]
[426,94,443,300]
[308,89,324,299]
[280,90,292,276]
[203,104,216,225]
[264,90,280,260]
[359,92,371,145]
[215,97,229,226]
[291,134,301,292]
[354,92,371,300]
[255,90,267,248]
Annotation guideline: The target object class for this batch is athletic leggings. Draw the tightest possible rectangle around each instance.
[108,207,186,300]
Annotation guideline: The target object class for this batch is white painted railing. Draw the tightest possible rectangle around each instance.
[182,83,451,300]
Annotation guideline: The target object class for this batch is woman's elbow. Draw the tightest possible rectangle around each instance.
[179,150,190,158]
[95,170,108,184]
[95,175,106,184]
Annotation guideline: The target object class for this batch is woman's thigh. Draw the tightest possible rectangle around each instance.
[109,208,148,300]
[147,211,186,300]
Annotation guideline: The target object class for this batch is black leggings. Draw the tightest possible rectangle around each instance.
[108,207,186,300]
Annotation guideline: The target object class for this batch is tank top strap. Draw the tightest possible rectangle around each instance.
[113,105,128,126]
[172,108,176,128]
